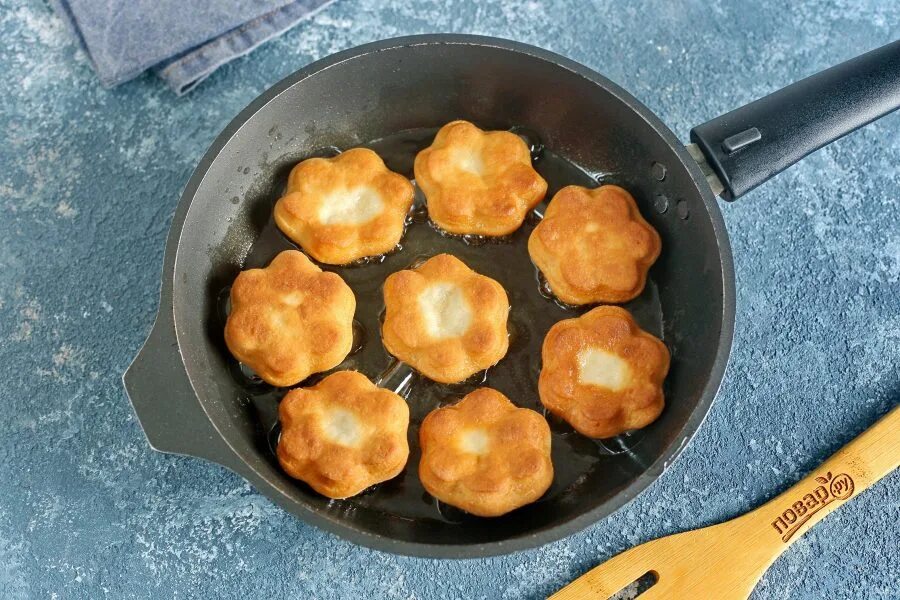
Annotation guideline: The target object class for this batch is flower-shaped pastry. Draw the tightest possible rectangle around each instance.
[381,254,509,383]
[539,306,670,438]
[419,388,553,516]
[224,250,356,387]
[277,371,410,499]
[414,120,547,236]
[274,148,415,264]
[528,185,661,305]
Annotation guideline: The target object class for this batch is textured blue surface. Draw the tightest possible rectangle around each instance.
[1,0,898,598]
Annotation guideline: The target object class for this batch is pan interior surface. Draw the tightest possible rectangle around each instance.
[172,37,730,555]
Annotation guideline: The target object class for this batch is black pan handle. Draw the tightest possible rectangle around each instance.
[690,39,900,201]
[124,310,240,468]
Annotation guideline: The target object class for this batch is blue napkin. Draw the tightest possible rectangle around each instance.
[51,0,334,95]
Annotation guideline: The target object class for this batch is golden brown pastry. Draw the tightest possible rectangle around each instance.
[274,148,415,264]
[528,185,661,305]
[381,254,509,383]
[224,250,355,387]
[539,305,669,438]
[277,371,410,499]
[418,388,553,517]
[414,120,547,236]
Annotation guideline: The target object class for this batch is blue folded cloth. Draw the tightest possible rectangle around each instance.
[51,0,334,95]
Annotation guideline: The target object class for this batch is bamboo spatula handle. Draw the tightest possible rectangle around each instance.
[550,407,898,600]
[736,405,900,554]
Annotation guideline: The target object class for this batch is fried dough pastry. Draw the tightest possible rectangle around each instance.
[381,254,509,383]
[277,371,410,499]
[539,305,669,438]
[274,148,415,264]
[419,388,553,517]
[224,250,355,387]
[414,120,547,236]
[528,185,661,305]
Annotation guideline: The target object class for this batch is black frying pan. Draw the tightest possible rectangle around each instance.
[124,35,900,558]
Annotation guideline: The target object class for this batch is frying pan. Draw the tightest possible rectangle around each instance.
[124,35,900,558]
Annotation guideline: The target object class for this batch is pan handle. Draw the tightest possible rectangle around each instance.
[123,309,239,468]
[690,40,900,201]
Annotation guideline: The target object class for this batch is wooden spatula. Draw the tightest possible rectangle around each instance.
[551,405,900,600]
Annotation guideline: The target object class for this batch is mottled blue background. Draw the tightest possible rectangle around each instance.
[1,0,898,598]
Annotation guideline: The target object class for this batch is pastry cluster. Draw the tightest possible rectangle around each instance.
[277,371,410,498]
[274,148,415,265]
[529,185,661,305]
[415,120,547,236]
[224,250,355,387]
[222,121,670,511]
[381,254,510,383]
[539,306,670,438]
[419,388,553,516]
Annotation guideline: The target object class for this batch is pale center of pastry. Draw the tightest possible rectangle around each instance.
[453,150,485,176]
[418,283,472,339]
[322,408,362,447]
[318,186,384,225]
[577,348,631,390]
[282,291,304,306]
[459,429,489,455]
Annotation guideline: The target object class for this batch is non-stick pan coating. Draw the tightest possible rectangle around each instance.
[168,35,734,557]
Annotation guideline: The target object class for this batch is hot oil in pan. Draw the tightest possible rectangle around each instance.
[231,127,664,522]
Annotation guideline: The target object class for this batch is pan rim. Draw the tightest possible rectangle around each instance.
[166,33,736,558]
